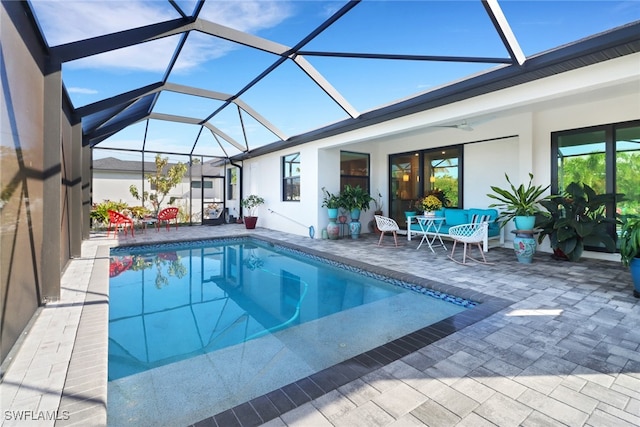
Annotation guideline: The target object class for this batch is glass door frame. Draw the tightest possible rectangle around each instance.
[388,145,463,226]
[201,175,226,225]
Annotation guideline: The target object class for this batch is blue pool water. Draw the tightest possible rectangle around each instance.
[107,238,475,426]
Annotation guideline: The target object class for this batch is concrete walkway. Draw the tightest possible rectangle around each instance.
[1,224,638,426]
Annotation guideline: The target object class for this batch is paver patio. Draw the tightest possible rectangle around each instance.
[1,224,638,426]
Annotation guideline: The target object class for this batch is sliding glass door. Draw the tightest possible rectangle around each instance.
[389,146,462,226]
[553,120,639,250]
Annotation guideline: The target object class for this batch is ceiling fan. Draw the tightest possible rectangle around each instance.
[431,117,494,132]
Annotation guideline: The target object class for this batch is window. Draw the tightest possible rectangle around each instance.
[191,180,213,188]
[226,168,237,200]
[340,151,369,191]
[552,120,639,249]
[282,153,300,201]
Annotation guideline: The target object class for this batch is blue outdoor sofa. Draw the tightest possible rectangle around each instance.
[406,207,504,252]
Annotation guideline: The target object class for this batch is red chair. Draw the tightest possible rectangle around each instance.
[157,207,179,231]
[107,210,134,237]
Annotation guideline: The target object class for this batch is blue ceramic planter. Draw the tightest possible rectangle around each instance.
[631,257,640,298]
[512,230,536,263]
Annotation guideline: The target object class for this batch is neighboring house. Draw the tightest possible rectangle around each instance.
[92,156,237,221]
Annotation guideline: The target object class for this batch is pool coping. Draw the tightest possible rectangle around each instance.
[59,234,512,427]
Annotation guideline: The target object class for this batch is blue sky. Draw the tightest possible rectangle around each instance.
[30,0,640,161]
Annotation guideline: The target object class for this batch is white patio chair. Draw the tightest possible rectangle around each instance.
[448,222,491,265]
[374,215,400,247]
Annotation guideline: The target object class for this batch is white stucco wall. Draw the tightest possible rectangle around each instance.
[93,171,192,211]
[241,53,640,261]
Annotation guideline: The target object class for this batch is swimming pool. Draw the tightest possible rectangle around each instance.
[107,237,477,426]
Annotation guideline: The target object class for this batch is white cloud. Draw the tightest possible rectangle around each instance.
[32,0,292,73]
[67,86,99,95]
[32,1,177,46]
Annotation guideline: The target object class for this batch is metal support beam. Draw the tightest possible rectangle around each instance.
[293,55,359,118]
[50,18,195,63]
[42,58,62,302]
[482,0,526,66]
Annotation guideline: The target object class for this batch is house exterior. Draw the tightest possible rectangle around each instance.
[237,51,639,258]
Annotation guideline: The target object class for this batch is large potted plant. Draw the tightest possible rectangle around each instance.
[340,185,374,238]
[340,185,374,219]
[619,215,640,298]
[240,194,265,229]
[321,187,342,239]
[487,173,549,230]
[535,182,622,262]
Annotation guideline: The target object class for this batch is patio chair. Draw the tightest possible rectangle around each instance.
[157,207,179,231]
[448,222,491,265]
[374,215,400,247]
[107,210,134,238]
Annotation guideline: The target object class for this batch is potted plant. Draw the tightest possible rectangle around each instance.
[426,189,450,208]
[340,185,374,239]
[487,173,550,230]
[340,184,374,220]
[321,187,341,239]
[619,215,640,298]
[373,190,384,215]
[240,194,265,229]
[418,195,443,217]
[321,187,341,217]
[535,182,622,262]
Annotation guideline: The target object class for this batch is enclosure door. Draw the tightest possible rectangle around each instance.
[201,176,225,225]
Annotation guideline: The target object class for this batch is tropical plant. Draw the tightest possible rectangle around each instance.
[341,184,374,211]
[535,182,623,262]
[129,154,188,217]
[487,173,550,227]
[90,200,129,226]
[620,215,640,267]
[321,187,341,209]
[240,194,265,217]
[373,190,384,213]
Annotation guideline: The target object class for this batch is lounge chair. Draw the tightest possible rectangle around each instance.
[157,207,179,231]
[107,210,134,237]
[374,215,400,247]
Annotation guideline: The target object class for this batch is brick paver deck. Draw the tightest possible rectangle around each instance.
[1,224,638,426]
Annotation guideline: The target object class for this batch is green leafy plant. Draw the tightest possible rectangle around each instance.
[240,194,265,217]
[129,154,187,217]
[620,215,640,267]
[487,173,550,227]
[321,187,341,209]
[341,184,374,211]
[535,182,623,261]
[373,190,384,212]
[90,200,128,226]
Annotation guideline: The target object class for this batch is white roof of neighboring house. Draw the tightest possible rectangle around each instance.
[93,157,222,176]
